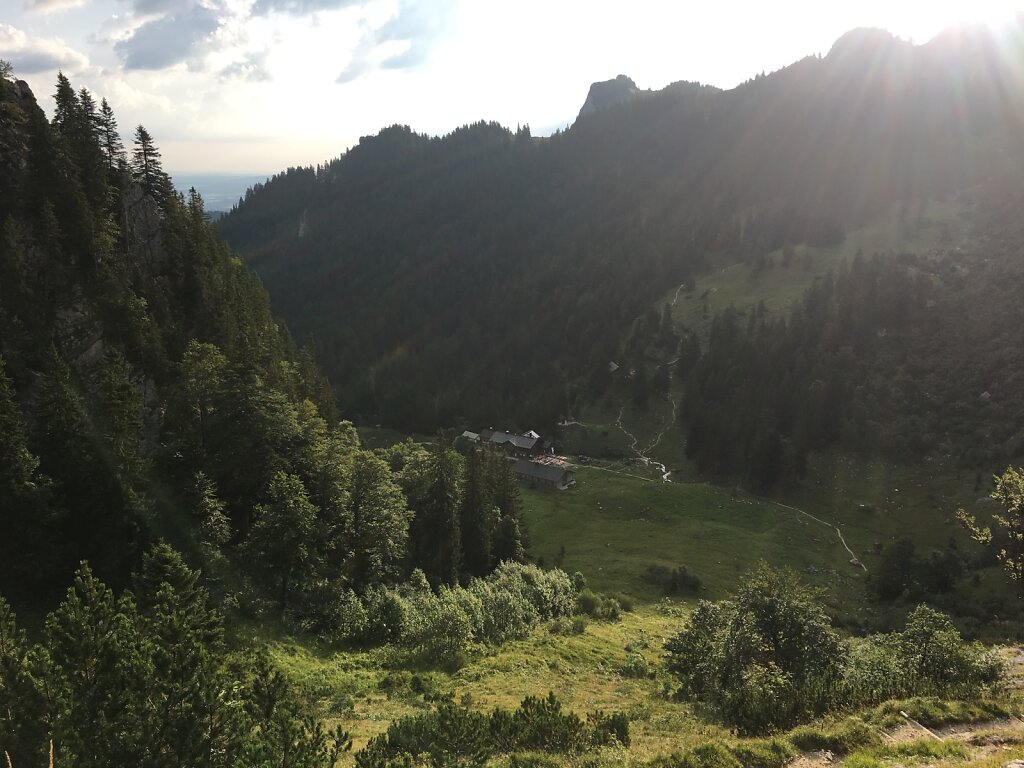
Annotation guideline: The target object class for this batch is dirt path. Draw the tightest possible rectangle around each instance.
[792,717,1024,768]
[765,499,867,573]
[614,406,674,482]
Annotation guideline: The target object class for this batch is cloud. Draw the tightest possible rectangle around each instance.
[250,0,361,15]
[114,3,221,70]
[0,23,89,73]
[220,48,270,81]
[23,0,88,14]
[335,0,454,82]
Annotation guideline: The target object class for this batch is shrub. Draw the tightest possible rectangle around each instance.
[644,564,702,595]
[512,693,589,753]
[868,697,1010,729]
[469,578,537,644]
[502,754,562,768]
[489,562,577,620]
[677,743,742,768]
[589,710,630,747]
[577,590,621,621]
[363,586,409,645]
[405,588,474,665]
[664,565,846,733]
[619,652,650,679]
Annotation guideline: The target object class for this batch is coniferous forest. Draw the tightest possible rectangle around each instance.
[6,17,1024,768]
[220,25,1024,466]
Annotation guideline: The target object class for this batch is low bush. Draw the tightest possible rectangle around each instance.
[868,697,1010,729]
[619,652,650,679]
[644,564,703,595]
[665,566,1004,734]
[354,693,627,768]
[676,743,742,768]
[589,710,631,747]
[578,590,621,621]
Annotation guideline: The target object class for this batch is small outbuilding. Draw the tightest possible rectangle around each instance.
[512,459,576,490]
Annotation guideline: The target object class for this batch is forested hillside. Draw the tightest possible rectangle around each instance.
[220,23,1024,440]
[683,178,1024,488]
[0,69,528,616]
[0,64,552,766]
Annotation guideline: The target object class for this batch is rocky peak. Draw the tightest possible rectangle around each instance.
[576,74,640,121]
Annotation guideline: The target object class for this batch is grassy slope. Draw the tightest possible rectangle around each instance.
[264,461,1015,763]
[263,200,1020,766]
[670,199,971,342]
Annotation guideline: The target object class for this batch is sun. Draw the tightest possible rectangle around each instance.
[881,0,1022,42]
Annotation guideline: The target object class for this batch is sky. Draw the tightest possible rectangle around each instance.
[1,0,1021,174]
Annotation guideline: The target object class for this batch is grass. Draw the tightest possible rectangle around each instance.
[845,739,969,768]
[522,466,872,606]
[284,200,1018,767]
[666,199,972,345]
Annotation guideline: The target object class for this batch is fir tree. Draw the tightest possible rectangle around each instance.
[98,98,125,172]
[131,124,170,203]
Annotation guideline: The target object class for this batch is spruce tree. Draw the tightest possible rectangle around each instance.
[459,449,495,577]
[45,564,152,767]
[409,448,463,585]
[191,470,232,547]
[98,98,126,172]
[131,124,170,203]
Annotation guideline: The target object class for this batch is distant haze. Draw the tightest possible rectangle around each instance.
[172,174,270,212]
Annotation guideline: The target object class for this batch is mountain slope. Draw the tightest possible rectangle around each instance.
[219,22,1024,439]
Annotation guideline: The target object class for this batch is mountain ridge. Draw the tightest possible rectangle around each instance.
[219,20,1024,463]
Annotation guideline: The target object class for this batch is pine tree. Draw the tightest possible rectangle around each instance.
[51,72,77,131]
[409,449,463,585]
[191,471,232,547]
[0,596,50,767]
[45,564,152,767]
[94,347,147,490]
[131,124,170,203]
[459,449,495,577]
[33,347,135,583]
[98,98,125,172]
[133,543,227,768]
[0,356,37,495]
[0,357,46,595]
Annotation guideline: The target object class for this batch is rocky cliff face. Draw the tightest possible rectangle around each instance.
[575,74,641,121]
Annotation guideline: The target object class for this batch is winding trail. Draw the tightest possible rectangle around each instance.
[577,279,868,572]
[764,499,867,572]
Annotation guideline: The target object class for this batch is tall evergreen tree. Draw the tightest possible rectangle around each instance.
[98,98,125,172]
[409,449,463,585]
[460,449,495,577]
[131,124,169,203]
